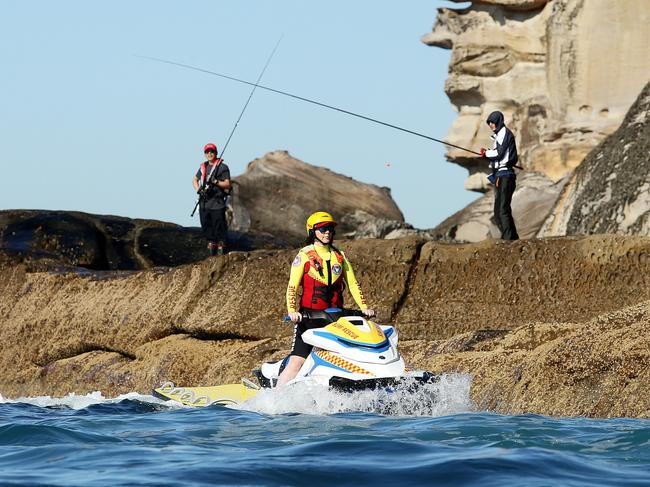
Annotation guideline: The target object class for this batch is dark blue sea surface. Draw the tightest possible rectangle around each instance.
[1,388,649,487]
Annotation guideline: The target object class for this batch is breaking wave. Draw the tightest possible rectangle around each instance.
[239,373,473,416]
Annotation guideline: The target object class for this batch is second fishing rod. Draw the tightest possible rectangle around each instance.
[190,36,283,217]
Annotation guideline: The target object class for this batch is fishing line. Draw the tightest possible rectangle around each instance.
[219,35,283,160]
[137,54,480,156]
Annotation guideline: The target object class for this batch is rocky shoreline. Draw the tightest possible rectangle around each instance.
[1,234,648,418]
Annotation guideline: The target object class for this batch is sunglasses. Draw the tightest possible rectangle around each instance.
[204,150,216,154]
[315,225,335,233]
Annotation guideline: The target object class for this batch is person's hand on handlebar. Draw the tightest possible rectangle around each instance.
[288,312,303,322]
[362,308,375,318]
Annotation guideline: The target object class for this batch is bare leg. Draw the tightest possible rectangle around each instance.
[276,356,305,388]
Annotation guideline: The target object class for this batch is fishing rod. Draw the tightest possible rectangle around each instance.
[138,55,481,157]
[189,36,283,217]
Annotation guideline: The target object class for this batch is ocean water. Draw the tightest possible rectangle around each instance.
[1,375,649,487]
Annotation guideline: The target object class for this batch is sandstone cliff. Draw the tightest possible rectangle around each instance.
[431,81,650,242]
[423,0,650,188]
[2,235,649,417]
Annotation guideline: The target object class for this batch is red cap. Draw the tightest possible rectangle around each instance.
[203,143,217,153]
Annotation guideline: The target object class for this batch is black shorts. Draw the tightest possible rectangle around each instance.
[289,319,322,358]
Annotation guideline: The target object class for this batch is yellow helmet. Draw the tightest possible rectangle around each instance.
[306,211,337,235]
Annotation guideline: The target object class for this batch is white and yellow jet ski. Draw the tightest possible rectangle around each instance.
[152,308,438,407]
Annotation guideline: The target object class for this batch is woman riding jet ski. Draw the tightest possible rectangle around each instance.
[153,305,437,407]
[279,211,375,387]
[254,307,437,393]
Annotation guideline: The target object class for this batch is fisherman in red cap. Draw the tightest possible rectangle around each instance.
[192,143,231,255]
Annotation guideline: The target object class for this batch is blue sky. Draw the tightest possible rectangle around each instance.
[0,1,477,229]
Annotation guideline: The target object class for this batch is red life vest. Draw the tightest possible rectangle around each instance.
[200,159,224,186]
[300,248,346,310]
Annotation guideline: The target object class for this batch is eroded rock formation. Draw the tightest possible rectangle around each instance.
[230,151,406,244]
[423,0,650,190]
[2,235,650,417]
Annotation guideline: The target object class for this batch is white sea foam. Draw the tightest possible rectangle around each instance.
[238,373,474,417]
[1,374,473,416]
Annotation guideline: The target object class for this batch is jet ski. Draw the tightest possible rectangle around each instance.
[152,308,438,407]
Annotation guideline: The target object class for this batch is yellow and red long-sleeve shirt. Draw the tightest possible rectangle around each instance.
[286,244,368,313]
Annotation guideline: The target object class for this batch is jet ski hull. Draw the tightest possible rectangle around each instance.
[329,371,439,393]
[152,381,258,407]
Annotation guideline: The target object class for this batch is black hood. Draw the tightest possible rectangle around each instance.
[486,111,505,133]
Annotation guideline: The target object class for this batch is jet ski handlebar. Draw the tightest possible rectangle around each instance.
[283,307,366,324]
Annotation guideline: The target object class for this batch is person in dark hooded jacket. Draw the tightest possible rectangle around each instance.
[480,111,519,240]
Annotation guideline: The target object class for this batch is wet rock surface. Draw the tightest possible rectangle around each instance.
[1,234,649,417]
[0,209,288,270]
[540,82,650,237]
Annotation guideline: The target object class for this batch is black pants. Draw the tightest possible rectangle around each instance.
[494,176,519,240]
[289,319,318,359]
[199,207,228,246]
[289,308,334,358]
